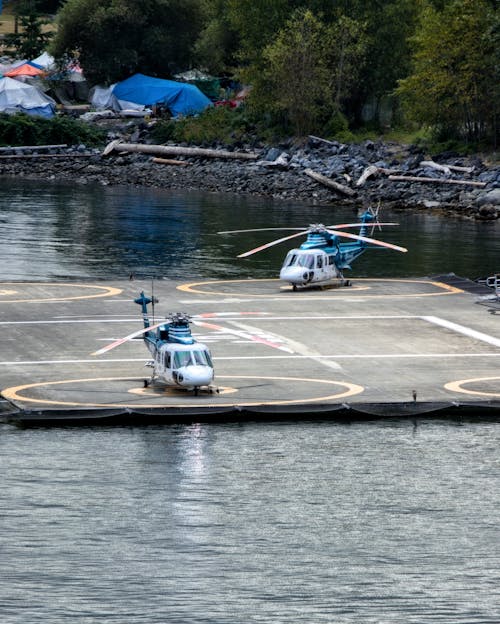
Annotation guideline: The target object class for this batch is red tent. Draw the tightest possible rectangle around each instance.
[4,63,45,78]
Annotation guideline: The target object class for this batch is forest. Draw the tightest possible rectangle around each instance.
[6,0,500,147]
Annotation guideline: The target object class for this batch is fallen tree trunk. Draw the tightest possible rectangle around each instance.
[0,153,94,159]
[388,175,486,187]
[0,144,68,152]
[152,157,191,166]
[356,165,400,187]
[420,160,474,174]
[103,140,258,160]
[308,135,338,147]
[304,168,356,196]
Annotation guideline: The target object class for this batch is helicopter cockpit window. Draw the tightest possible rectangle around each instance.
[173,351,192,368]
[193,350,213,367]
[283,252,297,268]
[316,256,323,268]
[294,254,314,269]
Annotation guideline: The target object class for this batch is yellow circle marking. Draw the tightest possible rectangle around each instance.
[177,278,462,298]
[0,282,122,303]
[444,376,500,398]
[2,375,364,408]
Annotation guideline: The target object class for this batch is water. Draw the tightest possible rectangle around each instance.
[0,178,498,281]
[1,420,499,623]
[1,180,499,622]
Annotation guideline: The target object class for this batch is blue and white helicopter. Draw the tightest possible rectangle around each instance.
[220,208,407,290]
[93,292,215,394]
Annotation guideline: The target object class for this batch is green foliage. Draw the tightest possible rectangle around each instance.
[396,0,499,144]
[150,105,256,146]
[193,0,239,73]
[4,1,53,59]
[51,0,204,85]
[246,9,366,137]
[0,113,106,147]
[322,111,354,142]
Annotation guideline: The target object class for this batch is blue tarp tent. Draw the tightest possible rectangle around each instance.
[112,73,212,117]
[0,77,56,118]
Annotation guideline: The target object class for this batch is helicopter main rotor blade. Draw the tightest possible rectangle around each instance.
[327,222,399,229]
[326,228,407,252]
[237,230,307,258]
[91,320,167,356]
[218,227,307,234]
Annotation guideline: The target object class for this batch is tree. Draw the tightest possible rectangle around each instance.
[4,1,53,59]
[51,0,204,85]
[247,9,366,137]
[193,0,240,74]
[396,0,499,144]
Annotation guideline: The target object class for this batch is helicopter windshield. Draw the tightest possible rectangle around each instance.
[283,252,315,269]
[173,349,212,369]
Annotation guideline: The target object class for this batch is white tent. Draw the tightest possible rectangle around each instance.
[0,77,56,117]
[31,51,55,70]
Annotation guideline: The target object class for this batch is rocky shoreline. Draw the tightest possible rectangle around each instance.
[1,123,499,219]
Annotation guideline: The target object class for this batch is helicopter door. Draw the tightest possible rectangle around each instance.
[315,253,328,280]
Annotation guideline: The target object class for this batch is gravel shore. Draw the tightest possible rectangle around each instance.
[1,121,499,220]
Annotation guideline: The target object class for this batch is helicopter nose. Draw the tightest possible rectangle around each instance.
[280,266,310,285]
[176,365,214,388]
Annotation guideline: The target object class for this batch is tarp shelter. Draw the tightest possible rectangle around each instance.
[31,52,55,70]
[112,73,212,117]
[0,77,56,117]
[173,69,221,100]
[4,62,45,78]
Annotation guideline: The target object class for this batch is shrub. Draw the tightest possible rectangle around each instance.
[151,106,256,146]
[0,113,106,147]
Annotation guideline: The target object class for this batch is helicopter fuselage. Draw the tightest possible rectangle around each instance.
[143,324,214,391]
[145,338,214,390]
[279,236,367,288]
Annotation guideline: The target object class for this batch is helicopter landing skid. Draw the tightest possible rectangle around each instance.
[292,278,352,292]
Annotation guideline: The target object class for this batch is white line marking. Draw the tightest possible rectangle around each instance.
[423,316,500,348]
[0,353,499,367]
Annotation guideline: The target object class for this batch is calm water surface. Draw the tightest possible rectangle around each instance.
[1,180,499,622]
[1,421,499,623]
[0,178,499,280]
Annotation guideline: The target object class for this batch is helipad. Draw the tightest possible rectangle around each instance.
[0,276,499,425]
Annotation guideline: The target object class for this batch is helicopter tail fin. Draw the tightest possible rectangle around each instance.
[134,291,153,328]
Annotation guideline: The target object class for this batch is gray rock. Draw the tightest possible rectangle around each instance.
[476,188,500,206]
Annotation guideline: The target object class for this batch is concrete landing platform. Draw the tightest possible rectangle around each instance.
[1,276,499,425]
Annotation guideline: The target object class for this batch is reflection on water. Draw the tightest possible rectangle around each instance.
[0,178,499,280]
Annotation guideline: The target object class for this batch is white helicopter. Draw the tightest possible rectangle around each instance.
[220,208,407,290]
[93,292,215,394]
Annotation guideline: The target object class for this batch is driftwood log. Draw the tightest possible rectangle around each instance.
[388,175,486,187]
[308,135,339,147]
[0,153,95,159]
[420,160,474,174]
[0,144,68,152]
[304,168,356,196]
[152,157,191,166]
[356,165,400,187]
[103,140,258,160]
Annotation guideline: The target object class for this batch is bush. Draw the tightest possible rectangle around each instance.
[151,105,256,146]
[0,113,106,147]
[322,111,354,142]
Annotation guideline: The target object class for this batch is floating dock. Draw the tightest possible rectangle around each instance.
[1,275,499,426]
